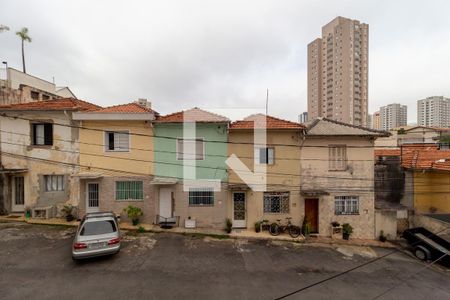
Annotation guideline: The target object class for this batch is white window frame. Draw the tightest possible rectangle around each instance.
[255,147,274,165]
[263,192,290,213]
[44,175,64,192]
[329,145,347,171]
[334,196,359,215]
[176,138,205,160]
[104,130,130,152]
[188,187,214,206]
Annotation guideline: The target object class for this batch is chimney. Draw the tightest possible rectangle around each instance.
[136,98,151,109]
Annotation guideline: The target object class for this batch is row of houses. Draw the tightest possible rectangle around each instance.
[0,98,387,239]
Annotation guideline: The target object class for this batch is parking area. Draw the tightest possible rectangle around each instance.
[0,221,449,300]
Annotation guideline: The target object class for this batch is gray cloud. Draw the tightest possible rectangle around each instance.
[1,0,449,122]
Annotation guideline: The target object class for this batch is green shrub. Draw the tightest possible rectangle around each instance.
[137,226,146,233]
[254,221,261,233]
[123,205,143,226]
[224,218,232,233]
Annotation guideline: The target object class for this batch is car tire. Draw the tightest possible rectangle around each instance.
[414,247,428,261]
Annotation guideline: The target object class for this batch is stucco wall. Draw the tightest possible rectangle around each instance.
[0,111,80,211]
[79,120,154,176]
[154,123,228,181]
[300,137,376,239]
[413,171,450,213]
[375,210,398,239]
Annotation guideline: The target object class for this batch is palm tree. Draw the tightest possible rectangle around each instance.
[16,27,32,73]
[0,25,10,32]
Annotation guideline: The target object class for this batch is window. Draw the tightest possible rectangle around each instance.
[105,131,129,151]
[116,181,143,200]
[177,138,204,160]
[263,192,290,213]
[189,188,214,206]
[255,147,274,165]
[44,175,64,191]
[32,123,53,146]
[335,196,359,215]
[329,145,347,170]
[30,91,39,100]
[80,220,117,236]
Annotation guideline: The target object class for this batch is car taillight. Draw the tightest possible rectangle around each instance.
[108,238,120,245]
[73,242,87,249]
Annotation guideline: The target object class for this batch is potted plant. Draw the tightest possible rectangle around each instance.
[123,205,143,226]
[261,219,270,231]
[224,218,232,233]
[254,221,261,233]
[342,223,353,240]
[61,205,75,222]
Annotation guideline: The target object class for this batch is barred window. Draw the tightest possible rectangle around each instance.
[329,145,347,171]
[105,131,130,151]
[263,192,290,213]
[189,188,214,206]
[116,181,143,200]
[335,196,359,215]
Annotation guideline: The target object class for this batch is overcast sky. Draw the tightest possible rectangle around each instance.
[1,0,449,122]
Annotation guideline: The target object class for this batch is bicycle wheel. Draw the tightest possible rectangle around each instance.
[269,223,280,236]
[288,225,301,238]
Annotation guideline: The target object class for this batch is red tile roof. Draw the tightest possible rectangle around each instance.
[157,107,229,123]
[0,98,100,111]
[402,144,450,171]
[230,114,305,130]
[86,102,156,114]
[374,149,401,157]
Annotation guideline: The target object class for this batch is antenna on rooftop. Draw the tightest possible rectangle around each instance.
[266,89,269,115]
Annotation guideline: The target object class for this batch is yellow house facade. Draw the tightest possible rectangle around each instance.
[72,101,158,223]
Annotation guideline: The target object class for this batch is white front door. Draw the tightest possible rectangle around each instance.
[159,188,172,219]
[232,192,246,228]
[12,176,25,212]
[86,183,100,213]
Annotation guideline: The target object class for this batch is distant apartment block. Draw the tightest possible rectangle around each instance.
[298,111,308,123]
[308,16,369,126]
[417,96,450,128]
[379,103,407,130]
[372,111,381,130]
[0,67,76,104]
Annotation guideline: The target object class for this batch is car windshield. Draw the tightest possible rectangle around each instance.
[80,220,117,236]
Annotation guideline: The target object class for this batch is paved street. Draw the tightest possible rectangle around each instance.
[0,221,449,300]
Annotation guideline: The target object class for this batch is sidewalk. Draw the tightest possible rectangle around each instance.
[0,215,398,248]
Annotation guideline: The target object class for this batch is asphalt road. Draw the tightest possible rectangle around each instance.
[0,221,449,300]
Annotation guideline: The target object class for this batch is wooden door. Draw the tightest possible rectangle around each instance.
[305,198,319,233]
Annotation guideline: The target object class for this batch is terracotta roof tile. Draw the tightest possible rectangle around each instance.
[402,144,450,171]
[157,107,229,123]
[374,149,401,157]
[230,114,304,129]
[0,98,100,111]
[86,102,157,114]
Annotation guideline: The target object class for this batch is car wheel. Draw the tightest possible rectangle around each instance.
[414,248,427,261]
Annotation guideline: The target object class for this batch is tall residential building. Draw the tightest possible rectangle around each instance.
[298,111,308,123]
[417,96,450,127]
[379,103,407,130]
[372,111,381,130]
[307,16,369,126]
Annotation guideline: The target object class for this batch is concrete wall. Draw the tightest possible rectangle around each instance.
[8,68,55,92]
[375,210,397,239]
[0,111,80,212]
[409,213,449,235]
[301,137,376,239]
[413,170,450,213]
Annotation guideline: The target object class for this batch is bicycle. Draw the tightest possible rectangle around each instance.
[268,217,301,238]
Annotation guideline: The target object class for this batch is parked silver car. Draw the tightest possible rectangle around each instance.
[72,212,121,260]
